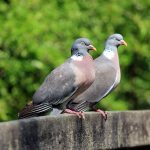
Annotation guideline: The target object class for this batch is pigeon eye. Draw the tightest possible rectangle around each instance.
[114,38,120,41]
[80,42,85,45]
[117,39,121,41]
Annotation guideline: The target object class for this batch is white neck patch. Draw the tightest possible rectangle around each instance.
[103,49,115,59]
[71,55,83,61]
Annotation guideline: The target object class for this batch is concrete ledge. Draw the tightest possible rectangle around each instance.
[0,111,150,150]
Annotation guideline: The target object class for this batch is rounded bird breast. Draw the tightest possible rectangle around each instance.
[72,54,95,87]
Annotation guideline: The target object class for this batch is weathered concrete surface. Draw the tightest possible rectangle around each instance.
[0,111,150,150]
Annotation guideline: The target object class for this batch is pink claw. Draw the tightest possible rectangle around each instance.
[64,109,85,119]
[96,109,108,121]
[80,111,85,119]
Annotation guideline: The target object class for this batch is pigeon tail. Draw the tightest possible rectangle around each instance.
[67,101,91,112]
[18,102,52,119]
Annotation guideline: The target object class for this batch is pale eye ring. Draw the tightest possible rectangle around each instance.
[80,42,85,45]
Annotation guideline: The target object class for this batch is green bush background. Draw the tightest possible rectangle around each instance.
[0,0,149,121]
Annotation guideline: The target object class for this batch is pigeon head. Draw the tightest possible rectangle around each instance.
[71,42,96,56]
[74,38,91,46]
[106,34,127,48]
[71,38,96,54]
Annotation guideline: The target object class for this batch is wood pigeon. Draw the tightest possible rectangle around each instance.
[18,38,96,119]
[66,34,127,120]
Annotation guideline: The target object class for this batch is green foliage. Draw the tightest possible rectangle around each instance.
[0,0,149,121]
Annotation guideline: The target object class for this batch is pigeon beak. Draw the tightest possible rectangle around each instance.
[120,40,127,46]
[88,45,97,51]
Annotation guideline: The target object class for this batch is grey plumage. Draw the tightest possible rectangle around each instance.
[67,34,127,112]
[18,102,52,119]
[18,39,96,119]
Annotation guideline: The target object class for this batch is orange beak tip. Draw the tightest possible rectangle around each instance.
[93,47,97,51]
[121,40,127,46]
[89,44,97,51]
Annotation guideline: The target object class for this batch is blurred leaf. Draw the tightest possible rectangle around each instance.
[0,0,149,121]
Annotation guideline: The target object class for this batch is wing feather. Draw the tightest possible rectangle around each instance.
[32,60,77,106]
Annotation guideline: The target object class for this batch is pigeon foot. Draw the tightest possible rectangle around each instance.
[96,109,108,121]
[64,109,85,119]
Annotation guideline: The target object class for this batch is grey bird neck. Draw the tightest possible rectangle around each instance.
[99,43,120,71]
[104,45,117,52]
[72,49,89,57]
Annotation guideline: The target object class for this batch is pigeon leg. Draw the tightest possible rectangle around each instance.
[96,109,108,121]
[64,109,85,119]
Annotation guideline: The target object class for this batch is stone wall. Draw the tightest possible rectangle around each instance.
[0,111,150,150]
